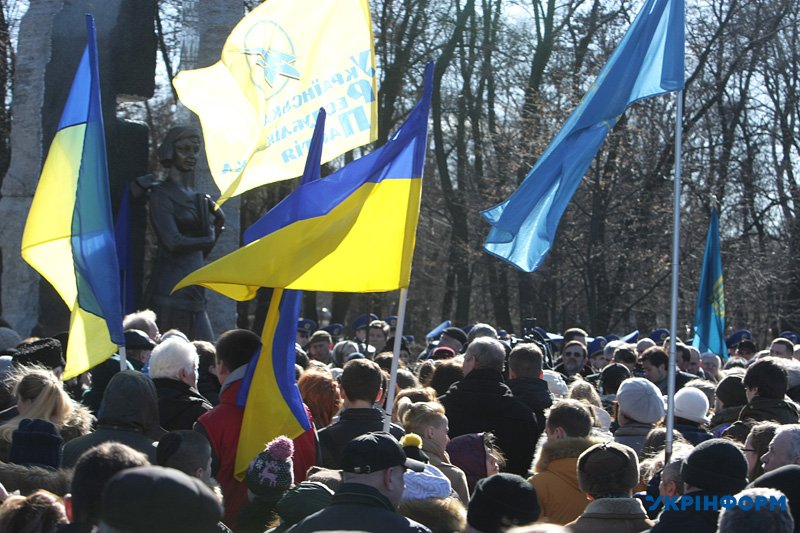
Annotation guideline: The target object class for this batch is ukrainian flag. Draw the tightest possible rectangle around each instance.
[174,62,434,299]
[234,288,310,480]
[22,15,124,380]
[173,0,377,205]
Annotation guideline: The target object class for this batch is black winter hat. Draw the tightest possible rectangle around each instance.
[13,338,65,370]
[9,418,63,470]
[716,375,747,408]
[467,473,540,533]
[681,438,748,494]
[441,327,468,347]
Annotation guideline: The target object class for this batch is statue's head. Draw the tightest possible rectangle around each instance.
[158,127,202,169]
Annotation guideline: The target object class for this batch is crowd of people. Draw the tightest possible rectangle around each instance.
[0,312,797,532]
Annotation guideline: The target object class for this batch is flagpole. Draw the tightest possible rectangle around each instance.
[383,287,409,432]
[665,90,684,463]
[118,345,128,372]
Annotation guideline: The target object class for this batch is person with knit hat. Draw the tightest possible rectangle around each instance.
[710,374,748,437]
[651,438,748,532]
[8,418,63,469]
[266,481,335,533]
[613,377,665,457]
[673,387,714,445]
[564,441,654,532]
[465,473,540,533]
[238,435,295,533]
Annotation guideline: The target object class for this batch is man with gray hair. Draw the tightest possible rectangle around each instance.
[439,337,541,476]
[700,352,722,382]
[717,487,794,533]
[762,424,800,472]
[149,337,212,430]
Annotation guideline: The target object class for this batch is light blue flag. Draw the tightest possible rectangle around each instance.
[482,0,684,271]
[692,209,728,359]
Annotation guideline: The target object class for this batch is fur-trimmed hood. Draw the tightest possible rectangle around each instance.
[533,436,604,473]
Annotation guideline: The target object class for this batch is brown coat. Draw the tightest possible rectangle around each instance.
[565,498,654,533]
[528,436,602,525]
[423,436,470,503]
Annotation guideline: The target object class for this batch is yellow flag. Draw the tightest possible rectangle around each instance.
[174,0,377,204]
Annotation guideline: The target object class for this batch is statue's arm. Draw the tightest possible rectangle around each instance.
[149,191,215,253]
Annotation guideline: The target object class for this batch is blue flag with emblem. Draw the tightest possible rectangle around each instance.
[482,0,684,272]
[692,209,728,359]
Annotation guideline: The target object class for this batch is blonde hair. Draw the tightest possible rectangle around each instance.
[0,366,72,443]
[401,402,447,435]
[568,380,602,408]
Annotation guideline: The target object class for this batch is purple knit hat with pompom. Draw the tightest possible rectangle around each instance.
[246,435,295,497]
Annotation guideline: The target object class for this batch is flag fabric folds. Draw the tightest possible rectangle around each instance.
[22,15,124,380]
[692,209,728,359]
[234,287,310,480]
[174,62,434,299]
[482,0,685,272]
[173,0,377,205]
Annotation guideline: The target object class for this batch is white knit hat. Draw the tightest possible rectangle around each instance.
[674,387,710,424]
[616,378,666,424]
[402,464,452,500]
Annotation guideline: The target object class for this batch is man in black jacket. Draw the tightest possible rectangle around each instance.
[148,338,212,431]
[439,337,541,477]
[288,432,430,533]
[318,359,404,468]
[507,342,553,434]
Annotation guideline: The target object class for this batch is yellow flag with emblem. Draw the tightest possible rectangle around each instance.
[173,0,377,205]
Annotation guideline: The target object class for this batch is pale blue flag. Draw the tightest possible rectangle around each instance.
[482,0,684,271]
[692,209,728,359]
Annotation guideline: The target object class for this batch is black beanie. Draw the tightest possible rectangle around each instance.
[716,375,747,408]
[681,438,748,494]
[467,473,540,533]
[9,418,64,469]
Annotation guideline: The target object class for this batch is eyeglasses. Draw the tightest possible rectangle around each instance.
[742,448,757,453]
[564,351,584,357]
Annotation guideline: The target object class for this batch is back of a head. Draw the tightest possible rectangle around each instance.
[717,487,794,533]
[508,343,543,378]
[71,442,150,526]
[215,329,260,373]
[465,337,505,373]
[0,490,67,532]
[192,340,216,374]
[467,473,540,532]
[402,402,446,435]
[613,346,637,367]
[430,360,464,396]
[99,371,159,432]
[101,465,222,533]
[467,323,498,344]
[156,430,211,476]
[600,363,631,395]
[744,357,788,399]
[577,442,639,497]
[148,338,199,381]
[123,310,158,340]
[341,358,382,403]
[546,399,592,438]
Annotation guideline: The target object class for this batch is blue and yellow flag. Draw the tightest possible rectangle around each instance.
[173,0,377,205]
[482,0,684,272]
[692,209,728,359]
[174,62,434,298]
[234,288,310,480]
[22,15,124,380]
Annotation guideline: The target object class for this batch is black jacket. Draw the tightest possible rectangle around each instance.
[507,376,552,433]
[317,408,405,469]
[722,396,800,442]
[62,372,165,467]
[439,368,541,477]
[650,490,723,533]
[152,377,213,431]
[287,483,430,533]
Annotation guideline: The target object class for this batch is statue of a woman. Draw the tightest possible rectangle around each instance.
[145,127,224,341]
